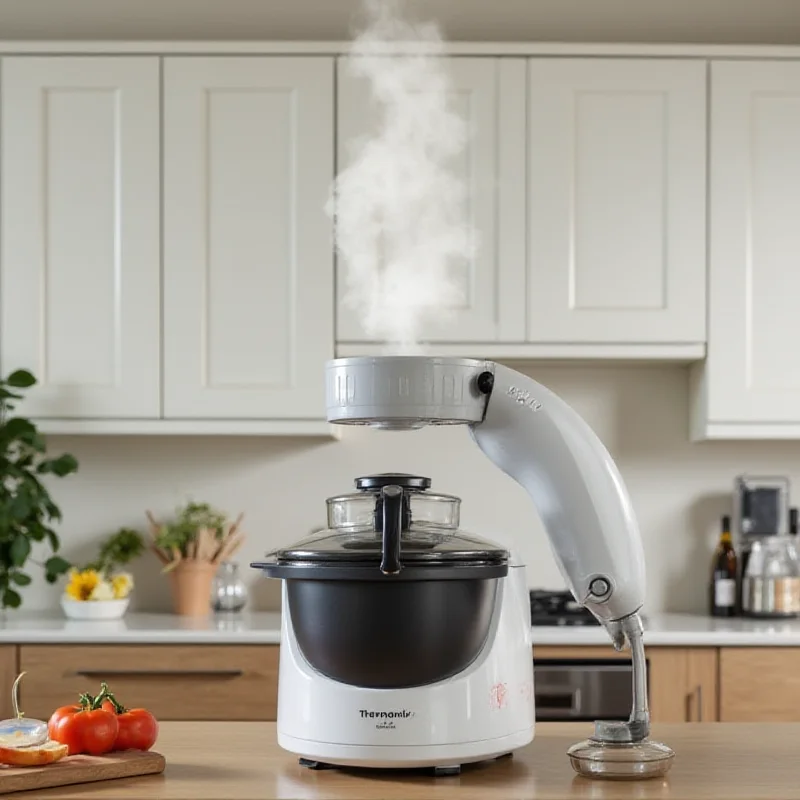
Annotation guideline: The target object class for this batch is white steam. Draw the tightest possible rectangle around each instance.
[327,0,476,353]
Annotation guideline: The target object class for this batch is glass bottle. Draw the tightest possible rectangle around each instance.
[212,562,248,613]
[710,515,737,617]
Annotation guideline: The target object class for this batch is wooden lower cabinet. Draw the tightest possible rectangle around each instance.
[18,644,279,721]
[0,646,18,720]
[648,648,718,722]
[534,646,719,722]
[719,648,800,721]
[6,641,800,723]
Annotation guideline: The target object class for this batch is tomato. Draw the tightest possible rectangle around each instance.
[48,703,118,756]
[101,701,158,751]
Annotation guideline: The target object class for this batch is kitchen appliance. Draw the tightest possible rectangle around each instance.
[735,475,795,616]
[253,356,673,780]
[735,475,790,538]
[254,472,533,777]
[533,659,635,722]
[741,535,800,618]
[530,589,601,626]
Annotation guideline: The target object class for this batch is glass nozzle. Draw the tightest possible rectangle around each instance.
[0,672,48,747]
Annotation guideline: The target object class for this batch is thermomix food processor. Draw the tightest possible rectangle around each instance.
[252,356,674,780]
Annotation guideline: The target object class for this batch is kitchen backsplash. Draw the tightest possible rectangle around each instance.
[25,362,800,616]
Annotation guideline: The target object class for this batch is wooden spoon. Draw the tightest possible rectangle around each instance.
[213,532,245,565]
[196,527,212,562]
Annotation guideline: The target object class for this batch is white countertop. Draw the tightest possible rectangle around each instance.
[532,612,800,647]
[0,611,283,644]
[4,610,800,646]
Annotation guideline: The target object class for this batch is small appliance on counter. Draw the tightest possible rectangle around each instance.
[530,589,601,626]
[253,356,675,781]
[730,475,800,618]
[735,474,790,539]
[255,473,533,777]
[740,508,800,619]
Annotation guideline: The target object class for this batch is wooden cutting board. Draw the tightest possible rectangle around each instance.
[0,750,166,794]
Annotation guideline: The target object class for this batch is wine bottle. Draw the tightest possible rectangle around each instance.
[710,514,737,617]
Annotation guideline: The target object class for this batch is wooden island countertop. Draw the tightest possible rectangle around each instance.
[20,722,800,800]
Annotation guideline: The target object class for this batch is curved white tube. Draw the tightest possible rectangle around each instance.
[469,364,646,622]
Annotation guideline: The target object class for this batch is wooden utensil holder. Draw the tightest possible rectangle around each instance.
[169,561,218,616]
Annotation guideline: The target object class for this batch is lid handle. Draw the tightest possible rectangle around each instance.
[380,485,403,575]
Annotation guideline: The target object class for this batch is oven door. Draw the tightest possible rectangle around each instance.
[533,660,642,721]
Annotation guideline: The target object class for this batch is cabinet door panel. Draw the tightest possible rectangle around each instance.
[163,57,334,419]
[706,61,800,424]
[335,57,526,344]
[720,648,800,721]
[527,59,706,344]
[19,645,278,721]
[1,57,160,418]
[648,647,718,722]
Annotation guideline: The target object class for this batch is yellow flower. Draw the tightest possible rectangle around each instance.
[64,569,100,601]
[111,573,134,599]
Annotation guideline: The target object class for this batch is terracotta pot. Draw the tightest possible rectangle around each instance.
[168,561,218,616]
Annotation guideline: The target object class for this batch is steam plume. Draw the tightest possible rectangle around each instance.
[327,0,475,353]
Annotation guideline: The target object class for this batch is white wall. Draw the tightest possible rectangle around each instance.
[22,361,800,617]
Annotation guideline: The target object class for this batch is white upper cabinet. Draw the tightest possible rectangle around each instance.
[527,59,707,346]
[0,57,161,418]
[335,57,527,345]
[692,61,800,439]
[162,57,334,420]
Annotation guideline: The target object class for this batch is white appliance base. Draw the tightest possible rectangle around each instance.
[279,727,535,769]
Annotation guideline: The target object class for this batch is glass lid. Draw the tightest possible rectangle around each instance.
[273,473,508,565]
[276,529,508,563]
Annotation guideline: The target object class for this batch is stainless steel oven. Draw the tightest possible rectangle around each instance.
[533,659,646,721]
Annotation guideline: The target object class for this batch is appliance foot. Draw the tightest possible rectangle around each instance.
[433,765,461,777]
[495,752,513,761]
[298,758,334,770]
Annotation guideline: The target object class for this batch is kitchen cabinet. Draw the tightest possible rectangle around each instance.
[691,61,800,440]
[0,57,161,419]
[335,57,526,345]
[719,648,800,721]
[0,646,17,720]
[647,647,718,722]
[526,59,707,348]
[163,56,335,420]
[18,644,279,721]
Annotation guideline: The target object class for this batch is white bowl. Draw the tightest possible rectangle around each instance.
[60,597,130,620]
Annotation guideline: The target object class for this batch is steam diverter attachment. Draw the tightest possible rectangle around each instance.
[469,363,646,623]
[325,356,646,623]
[325,357,491,430]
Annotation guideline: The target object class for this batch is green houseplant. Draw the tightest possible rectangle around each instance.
[147,501,245,616]
[0,369,78,609]
[61,527,145,620]
[82,527,146,577]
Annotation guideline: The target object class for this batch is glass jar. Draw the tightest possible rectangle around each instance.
[212,562,248,613]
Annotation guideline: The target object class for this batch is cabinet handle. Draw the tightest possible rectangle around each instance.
[73,669,244,679]
[686,685,703,721]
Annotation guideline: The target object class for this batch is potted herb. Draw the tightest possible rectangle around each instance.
[0,369,77,611]
[61,527,146,620]
[146,502,245,616]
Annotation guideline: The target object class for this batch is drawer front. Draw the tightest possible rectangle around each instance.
[19,645,278,721]
[720,647,800,721]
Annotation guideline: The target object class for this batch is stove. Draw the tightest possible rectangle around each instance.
[529,589,600,626]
